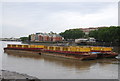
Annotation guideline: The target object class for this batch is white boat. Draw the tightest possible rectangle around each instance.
[115,55,120,60]
[75,37,96,44]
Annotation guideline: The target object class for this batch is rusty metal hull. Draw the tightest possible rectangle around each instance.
[96,52,118,58]
[41,50,97,60]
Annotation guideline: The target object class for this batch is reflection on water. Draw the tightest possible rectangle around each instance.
[4,50,119,79]
[1,41,119,79]
[5,52,95,70]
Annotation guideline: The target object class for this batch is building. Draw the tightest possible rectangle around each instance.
[30,32,63,42]
[35,33,41,41]
[52,34,63,42]
[80,28,98,35]
[31,34,36,41]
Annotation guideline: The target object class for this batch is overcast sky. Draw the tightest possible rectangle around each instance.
[2,2,118,38]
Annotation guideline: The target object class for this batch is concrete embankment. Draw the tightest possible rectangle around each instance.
[0,70,41,81]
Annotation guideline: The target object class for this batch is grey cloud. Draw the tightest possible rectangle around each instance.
[2,2,118,38]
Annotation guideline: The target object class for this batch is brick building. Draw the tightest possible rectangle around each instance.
[30,32,63,42]
[52,34,63,42]
[80,28,98,35]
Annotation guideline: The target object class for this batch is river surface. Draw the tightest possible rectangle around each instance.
[0,41,119,79]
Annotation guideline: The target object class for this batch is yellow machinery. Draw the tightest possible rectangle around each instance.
[90,47,102,51]
[101,47,112,51]
[90,46,112,51]
[7,44,45,49]
[7,44,112,52]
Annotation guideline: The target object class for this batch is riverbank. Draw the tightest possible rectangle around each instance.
[0,70,40,80]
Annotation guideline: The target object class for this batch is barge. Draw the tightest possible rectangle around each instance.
[4,44,118,60]
[41,46,98,60]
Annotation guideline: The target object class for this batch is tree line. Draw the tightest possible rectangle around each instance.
[20,35,31,42]
[89,26,120,43]
[59,26,120,44]
[59,29,85,40]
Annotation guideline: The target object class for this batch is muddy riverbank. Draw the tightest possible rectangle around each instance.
[0,70,41,80]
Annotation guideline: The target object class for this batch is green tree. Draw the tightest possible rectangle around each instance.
[89,26,120,43]
[20,37,29,42]
[28,35,31,41]
[59,29,85,40]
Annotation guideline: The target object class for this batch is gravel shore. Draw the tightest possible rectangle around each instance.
[0,70,41,81]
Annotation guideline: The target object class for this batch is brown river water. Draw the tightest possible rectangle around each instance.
[0,41,119,79]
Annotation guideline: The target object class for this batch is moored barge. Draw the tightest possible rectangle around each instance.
[4,44,118,60]
[41,46,97,60]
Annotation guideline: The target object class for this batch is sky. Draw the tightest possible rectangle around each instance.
[1,1,118,38]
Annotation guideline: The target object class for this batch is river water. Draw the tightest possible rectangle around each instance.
[0,41,119,79]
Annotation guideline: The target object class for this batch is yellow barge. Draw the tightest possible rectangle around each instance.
[4,44,118,60]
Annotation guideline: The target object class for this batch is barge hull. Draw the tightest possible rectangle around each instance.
[41,51,97,60]
[4,48,41,57]
[97,52,118,58]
